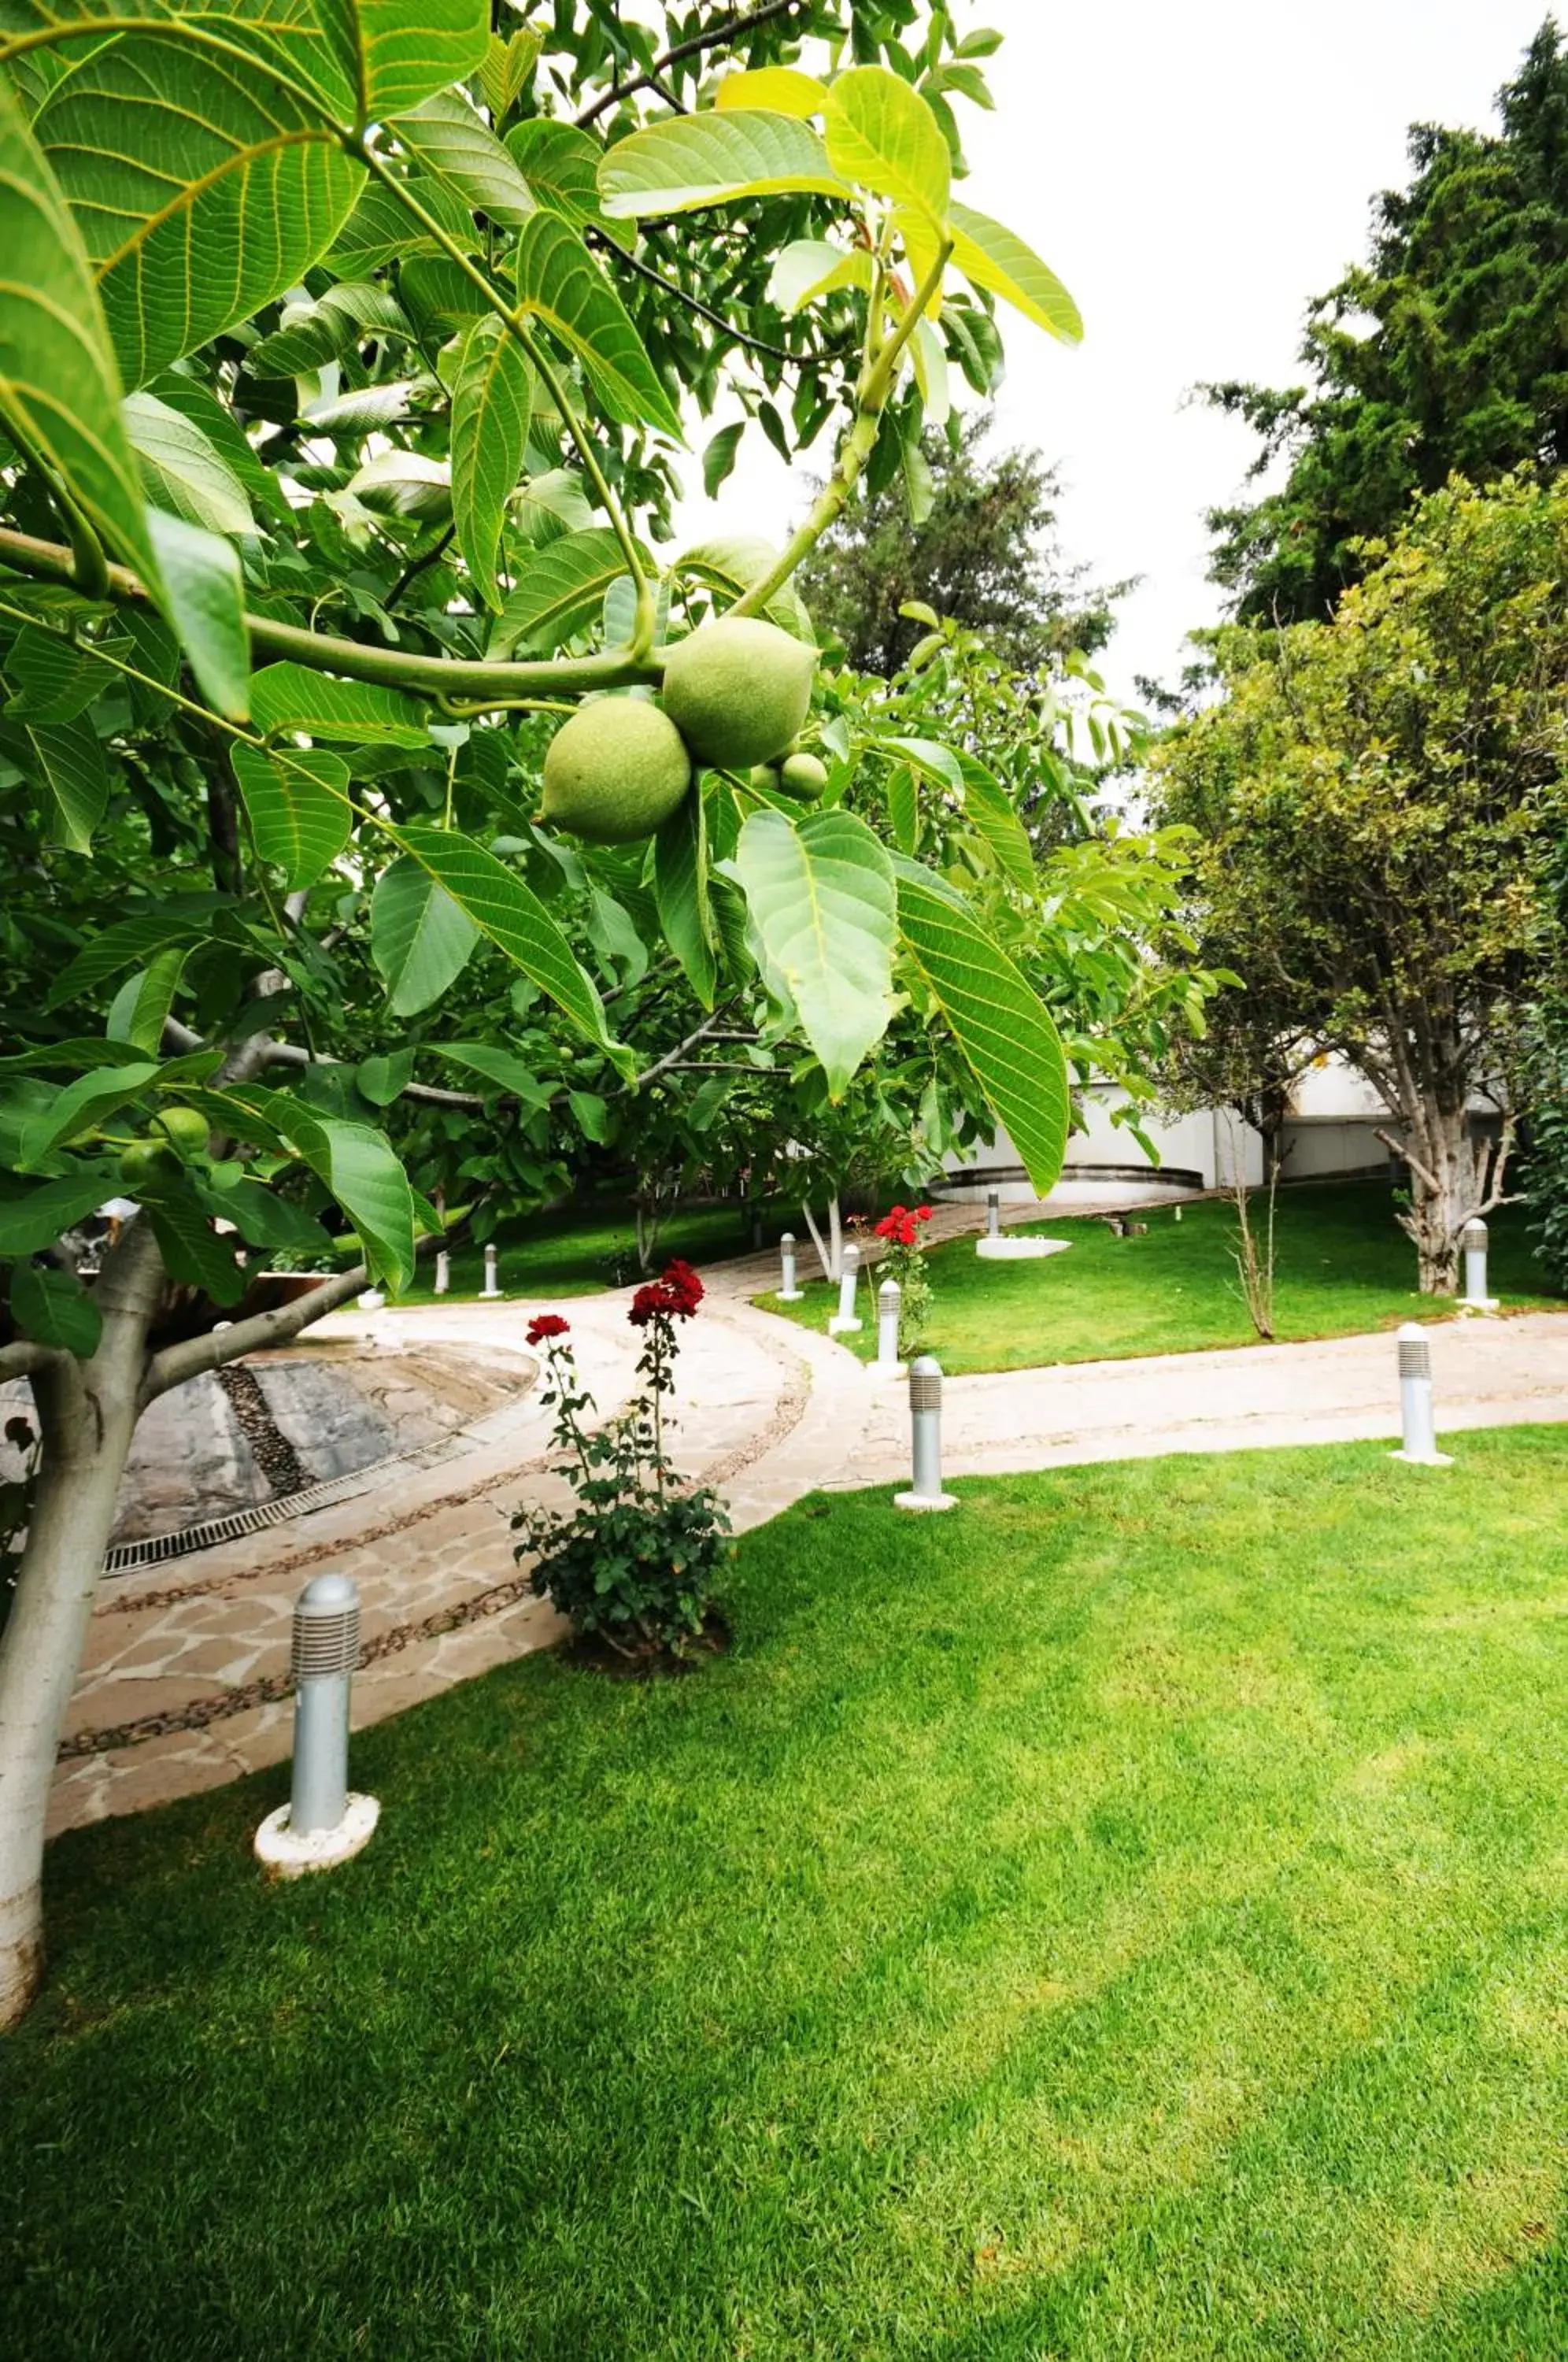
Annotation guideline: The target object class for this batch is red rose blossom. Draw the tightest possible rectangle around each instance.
[527,1313,571,1344]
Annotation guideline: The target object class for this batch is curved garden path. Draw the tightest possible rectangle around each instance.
[49,1187,1568,1836]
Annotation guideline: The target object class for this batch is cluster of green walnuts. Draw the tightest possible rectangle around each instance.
[539,616,828,846]
[116,1105,209,1192]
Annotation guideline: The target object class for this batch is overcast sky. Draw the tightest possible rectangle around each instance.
[671,0,1556,705]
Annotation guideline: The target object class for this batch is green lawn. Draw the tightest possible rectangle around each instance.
[9,1431,1568,2357]
[759,1180,1563,1373]
[379,1192,774,1305]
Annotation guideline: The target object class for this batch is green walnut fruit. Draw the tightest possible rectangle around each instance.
[778,751,828,802]
[118,1141,183,1193]
[152,1105,211,1159]
[749,763,782,794]
[540,698,693,845]
[660,616,816,770]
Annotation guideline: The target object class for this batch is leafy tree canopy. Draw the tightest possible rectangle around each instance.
[797,413,1123,676]
[1206,17,1568,621]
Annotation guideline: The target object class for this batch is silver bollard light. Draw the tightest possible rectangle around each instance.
[434,1249,450,1295]
[1460,1216,1497,1310]
[778,1230,803,1302]
[1391,1324,1452,1467]
[986,1184,1001,1241]
[877,1276,902,1369]
[253,1573,379,1875]
[895,1356,957,1512]
[829,1241,863,1334]
[481,1242,501,1298]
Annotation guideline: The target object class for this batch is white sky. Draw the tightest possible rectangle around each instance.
[670,0,1555,705]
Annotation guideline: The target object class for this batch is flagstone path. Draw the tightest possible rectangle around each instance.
[48,1187,1568,1838]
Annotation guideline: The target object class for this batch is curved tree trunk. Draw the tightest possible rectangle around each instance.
[0,1222,161,2029]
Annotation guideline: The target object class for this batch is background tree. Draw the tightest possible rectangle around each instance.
[1206,18,1568,622]
[0,0,1110,2025]
[1152,473,1568,1292]
[797,413,1122,676]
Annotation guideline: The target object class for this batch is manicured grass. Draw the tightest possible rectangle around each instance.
[383,1192,775,1305]
[759,1180,1563,1373]
[9,1430,1568,2356]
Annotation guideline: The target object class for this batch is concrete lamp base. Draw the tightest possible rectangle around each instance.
[976,1237,1069,1262]
[893,1489,959,1513]
[1389,1448,1455,1468]
[254,1794,380,1878]
[828,1316,864,1336]
[1459,1297,1500,1315]
[777,1289,804,1303]
[872,1361,908,1382]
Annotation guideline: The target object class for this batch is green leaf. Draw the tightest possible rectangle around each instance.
[673,533,814,642]
[105,946,188,1053]
[391,89,536,228]
[9,1261,101,1358]
[653,790,716,1009]
[954,752,1035,891]
[597,109,849,220]
[512,213,681,439]
[146,509,250,720]
[388,822,615,1055]
[292,1114,415,1292]
[249,662,430,748]
[0,77,165,589]
[822,66,950,222]
[198,1178,328,1257]
[0,1172,121,1256]
[346,449,450,521]
[123,392,254,537]
[894,860,1070,1193]
[7,717,109,852]
[331,0,490,118]
[370,856,480,1018]
[490,528,649,656]
[767,238,871,314]
[432,1043,553,1104]
[327,176,479,272]
[2,624,116,723]
[701,421,744,499]
[33,33,364,387]
[480,24,542,121]
[17,1060,163,1168]
[143,367,289,521]
[231,742,351,890]
[513,467,594,546]
[47,905,221,1009]
[355,1050,412,1106]
[301,380,421,437]
[245,283,409,378]
[146,1190,246,1305]
[449,315,533,613]
[886,763,918,855]
[948,201,1082,342]
[505,117,620,241]
[731,809,895,1098]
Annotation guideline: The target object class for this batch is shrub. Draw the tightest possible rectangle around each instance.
[512,1267,731,1661]
[873,1203,935,1354]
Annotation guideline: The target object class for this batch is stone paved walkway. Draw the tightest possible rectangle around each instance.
[49,1186,1568,1838]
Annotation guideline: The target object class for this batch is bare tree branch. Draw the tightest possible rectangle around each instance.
[575,0,801,128]
[1374,1126,1440,1196]
[139,1262,369,1406]
[0,1340,53,1386]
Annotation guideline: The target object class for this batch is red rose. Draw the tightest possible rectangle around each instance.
[916,1205,934,1222]
[527,1313,571,1344]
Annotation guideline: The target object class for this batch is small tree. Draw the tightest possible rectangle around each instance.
[1152,473,1568,1291]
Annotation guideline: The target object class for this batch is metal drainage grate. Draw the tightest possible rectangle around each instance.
[102,1466,378,1575]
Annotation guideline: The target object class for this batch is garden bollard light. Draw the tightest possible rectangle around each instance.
[778,1231,803,1301]
[435,1249,449,1295]
[253,1574,379,1875]
[1391,1324,1452,1467]
[1460,1217,1498,1310]
[877,1278,902,1370]
[986,1185,1001,1241]
[481,1243,501,1298]
[829,1242,863,1335]
[895,1356,957,1512]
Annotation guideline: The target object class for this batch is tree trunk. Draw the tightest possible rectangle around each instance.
[0,1221,163,2028]
[1381,1102,1477,1294]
